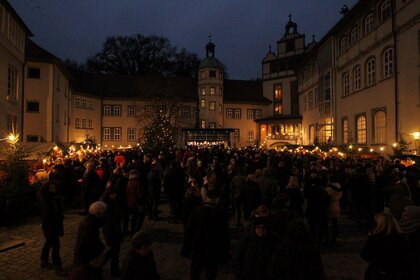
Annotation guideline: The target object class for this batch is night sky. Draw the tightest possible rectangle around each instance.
[10,0,358,80]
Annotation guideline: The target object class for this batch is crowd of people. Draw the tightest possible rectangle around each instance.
[35,145,420,279]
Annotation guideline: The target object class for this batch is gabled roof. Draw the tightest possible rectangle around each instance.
[26,39,72,80]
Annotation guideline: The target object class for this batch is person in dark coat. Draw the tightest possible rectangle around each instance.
[147,162,162,220]
[81,161,102,214]
[360,212,408,280]
[73,201,107,267]
[304,170,329,244]
[38,181,66,276]
[108,167,128,230]
[183,190,230,280]
[100,188,123,277]
[241,174,263,220]
[121,231,160,280]
[399,206,420,280]
[255,168,278,209]
[234,216,280,280]
[268,219,324,280]
[164,161,185,223]
[125,169,147,233]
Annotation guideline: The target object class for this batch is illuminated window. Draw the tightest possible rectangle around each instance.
[88,119,93,129]
[234,109,241,119]
[247,130,254,142]
[103,128,111,141]
[273,83,283,115]
[356,115,367,144]
[374,111,386,143]
[383,48,393,78]
[113,128,121,141]
[343,118,349,144]
[210,87,215,95]
[75,97,80,108]
[209,122,216,129]
[81,118,86,128]
[128,128,136,141]
[353,66,361,91]
[200,99,206,109]
[201,120,206,128]
[366,58,376,86]
[209,101,216,111]
[201,88,206,96]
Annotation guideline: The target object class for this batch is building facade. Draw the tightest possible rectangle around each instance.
[298,0,420,154]
[0,0,31,139]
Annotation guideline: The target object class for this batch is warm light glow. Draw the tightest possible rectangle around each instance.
[370,148,374,152]
[393,143,397,147]
[261,127,265,131]
[53,146,59,151]
[7,133,16,142]
[42,159,47,164]
[413,132,420,140]
[380,147,384,151]
[358,148,362,152]
[349,145,353,149]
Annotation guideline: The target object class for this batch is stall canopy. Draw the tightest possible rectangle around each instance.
[0,142,68,161]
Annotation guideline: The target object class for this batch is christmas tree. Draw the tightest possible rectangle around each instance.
[142,113,177,158]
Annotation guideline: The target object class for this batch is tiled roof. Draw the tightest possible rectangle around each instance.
[224,79,271,104]
[70,71,270,104]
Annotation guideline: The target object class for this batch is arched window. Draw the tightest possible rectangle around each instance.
[343,72,350,96]
[366,58,376,86]
[364,13,374,34]
[383,48,393,78]
[353,65,361,91]
[343,118,349,144]
[340,37,347,54]
[350,26,359,46]
[356,115,367,144]
[374,111,386,143]
[273,84,283,115]
[380,0,391,22]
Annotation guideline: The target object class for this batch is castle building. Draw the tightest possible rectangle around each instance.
[4,0,419,154]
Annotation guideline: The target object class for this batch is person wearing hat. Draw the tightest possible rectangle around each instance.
[234,215,280,280]
[184,189,229,280]
[120,231,159,280]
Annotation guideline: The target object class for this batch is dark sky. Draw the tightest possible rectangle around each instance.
[10,0,357,80]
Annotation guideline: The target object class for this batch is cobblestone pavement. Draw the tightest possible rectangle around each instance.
[0,203,368,280]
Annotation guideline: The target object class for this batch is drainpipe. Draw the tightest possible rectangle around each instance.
[391,0,399,141]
